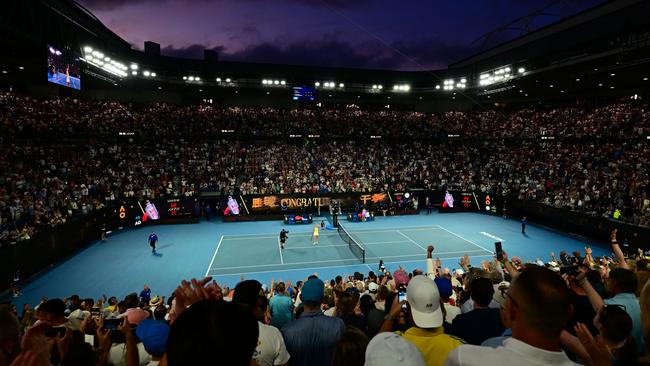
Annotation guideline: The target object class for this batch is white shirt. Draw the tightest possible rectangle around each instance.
[108,342,152,366]
[443,302,461,323]
[460,299,500,313]
[323,307,337,317]
[254,322,290,366]
[444,338,579,366]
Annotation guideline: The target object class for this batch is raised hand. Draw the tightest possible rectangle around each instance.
[55,327,72,360]
[575,322,611,366]
[610,229,617,243]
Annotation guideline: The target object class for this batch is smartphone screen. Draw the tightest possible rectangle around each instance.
[104,318,122,330]
[495,242,503,260]
[398,291,407,308]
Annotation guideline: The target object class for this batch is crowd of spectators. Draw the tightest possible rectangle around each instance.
[1,92,649,245]
[2,229,650,366]
[2,93,648,139]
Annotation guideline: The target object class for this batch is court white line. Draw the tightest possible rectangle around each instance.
[435,225,494,254]
[208,253,494,277]
[396,230,428,252]
[221,226,443,239]
[208,249,487,272]
[283,240,412,250]
[205,236,224,277]
[277,236,284,264]
[225,234,338,240]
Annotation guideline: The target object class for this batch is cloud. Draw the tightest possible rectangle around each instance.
[159,36,477,71]
[77,0,375,11]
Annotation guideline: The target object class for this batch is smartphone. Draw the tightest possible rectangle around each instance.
[495,242,503,260]
[560,265,579,276]
[103,318,122,331]
[91,308,100,319]
[398,290,407,308]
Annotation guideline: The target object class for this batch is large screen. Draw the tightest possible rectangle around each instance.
[292,86,316,101]
[47,45,81,90]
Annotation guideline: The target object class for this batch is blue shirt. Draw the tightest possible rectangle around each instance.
[148,234,157,243]
[604,292,644,354]
[281,311,345,366]
[269,294,293,329]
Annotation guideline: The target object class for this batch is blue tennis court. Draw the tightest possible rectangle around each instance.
[206,225,492,276]
[1,211,612,306]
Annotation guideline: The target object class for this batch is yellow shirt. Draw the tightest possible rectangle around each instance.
[396,327,464,366]
[313,227,319,236]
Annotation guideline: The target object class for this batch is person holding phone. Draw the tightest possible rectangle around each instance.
[148,232,158,253]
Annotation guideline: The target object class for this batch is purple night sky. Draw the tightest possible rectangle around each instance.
[77,0,603,70]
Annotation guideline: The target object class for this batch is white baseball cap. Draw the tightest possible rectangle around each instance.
[406,275,443,328]
[364,332,426,366]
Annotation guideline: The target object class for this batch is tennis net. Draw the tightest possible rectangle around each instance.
[337,223,366,263]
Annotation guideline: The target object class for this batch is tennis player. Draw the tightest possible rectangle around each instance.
[312,224,319,245]
[279,229,288,249]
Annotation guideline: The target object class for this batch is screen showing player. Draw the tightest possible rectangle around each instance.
[47,45,81,90]
[443,191,454,208]
[137,200,160,223]
[224,196,240,215]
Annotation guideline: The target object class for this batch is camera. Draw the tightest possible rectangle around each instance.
[560,265,579,276]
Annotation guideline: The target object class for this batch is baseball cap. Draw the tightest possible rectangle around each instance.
[135,319,170,357]
[364,332,426,366]
[368,282,378,292]
[406,275,442,328]
[433,277,453,299]
[301,278,324,304]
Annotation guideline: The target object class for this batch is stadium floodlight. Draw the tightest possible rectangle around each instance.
[143,71,151,77]
[274,80,279,85]
[315,82,320,87]
[339,83,344,88]
[83,46,93,53]
[151,72,156,77]
[131,71,137,76]
[576,78,581,81]
[262,79,267,84]
[188,76,194,81]
[403,85,410,91]
[280,80,286,85]
[610,73,615,76]
[461,78,466,83]
[644,77,649,81]
[225,78,231,82]
[196,77,201,81]
[393,85,399,91]
[505,67,511,72]
[372,84,377,89]
[518,67,525,73]
[378,85,383,89]
[435,85,440,90]
[86,55,93,61]
[130,64,138,70]
[598,83,603,86]
[183,76,188,80]
[104,57,110,62]
[216,78,222,82]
